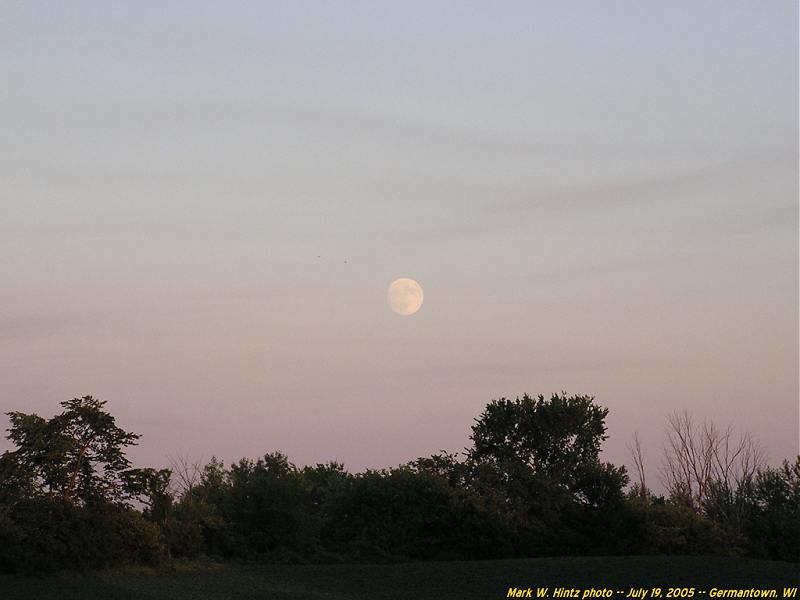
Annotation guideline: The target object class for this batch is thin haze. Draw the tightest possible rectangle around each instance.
[1,2,797,486]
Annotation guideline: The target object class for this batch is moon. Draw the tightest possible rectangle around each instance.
[387,278,424,316]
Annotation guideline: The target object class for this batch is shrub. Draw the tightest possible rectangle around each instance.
[0,498,163,573]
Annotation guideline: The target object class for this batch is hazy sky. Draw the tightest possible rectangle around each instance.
[1,2,797,485]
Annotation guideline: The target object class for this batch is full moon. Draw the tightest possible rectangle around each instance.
[387,278,424,316]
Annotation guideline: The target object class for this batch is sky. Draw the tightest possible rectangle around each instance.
[1,2,798,486]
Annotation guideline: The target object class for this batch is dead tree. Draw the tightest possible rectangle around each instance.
[626,430,649,503]
[168,453,203,499]
[660,411,764,514]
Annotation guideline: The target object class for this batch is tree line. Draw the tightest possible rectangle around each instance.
[0,394,797,573]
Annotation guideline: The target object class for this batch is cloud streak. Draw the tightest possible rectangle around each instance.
[391,152,797,245]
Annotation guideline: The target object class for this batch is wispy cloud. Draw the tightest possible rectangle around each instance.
[117,102,578,159]
[692,203,798,237]
[392,152,797,244]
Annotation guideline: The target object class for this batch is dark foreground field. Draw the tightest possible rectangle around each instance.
[1,556,797,600]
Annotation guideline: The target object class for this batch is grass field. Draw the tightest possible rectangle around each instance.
[1,556,797,600]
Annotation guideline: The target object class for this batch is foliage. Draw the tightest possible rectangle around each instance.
[469,393,608,477]
[0,394,797,573]
[3,396,141,506]
[636,500,734,556]
[740,457,800,561]
[0,397,160,572]
[0,498,162,573]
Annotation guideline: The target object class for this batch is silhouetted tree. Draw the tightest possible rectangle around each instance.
[469,393,608,478]
[0,397,164,572]
[741,457,800,561]
[1,393,797,570]
[469,393,627,503]
[661,411,763,515]
[3,396,141,505]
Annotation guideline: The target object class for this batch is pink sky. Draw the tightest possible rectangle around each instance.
[1,3,797,489]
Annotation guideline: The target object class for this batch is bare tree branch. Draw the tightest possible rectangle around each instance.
[167,453,203,499]
[627,430,649,502]
[660,411,764,515]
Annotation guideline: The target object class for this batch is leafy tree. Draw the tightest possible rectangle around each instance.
[216,453,316,557]
[0,451,35,505]
[468,393,626,502]
[2,393,798,569]
[469,393,609,478]
[301,461,349,535]
[408,452,469,487]
[466,393,633,555]
[3,396,140,505]
[166,456,233,558]
[124,467,176,555]
[323,466,513,561]
[742,457,800,561]
[636,500,733,556]
[0,396,167,572]
[0,497,163,573]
